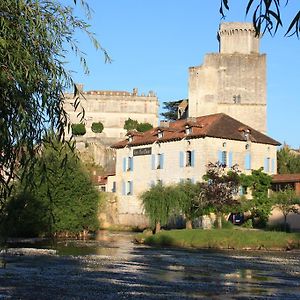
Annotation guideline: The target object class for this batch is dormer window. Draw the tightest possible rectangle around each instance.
[185,126,192,135]
[158,130,163,139]
[243,129,251,141]
[128,136,133,142]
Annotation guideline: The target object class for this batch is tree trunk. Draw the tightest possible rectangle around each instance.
[186,219,193,229]
[217,213,222,229]
[284,214,287,232]
[155,221,161,234]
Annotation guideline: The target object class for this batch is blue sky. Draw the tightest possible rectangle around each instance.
[67,0,299,149]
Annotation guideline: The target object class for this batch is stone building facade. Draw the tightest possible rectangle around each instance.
[64,87,159,143]
[188,22,266,134]
[110,113,280,227]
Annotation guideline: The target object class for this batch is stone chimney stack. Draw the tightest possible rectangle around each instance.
[218,22,259,54]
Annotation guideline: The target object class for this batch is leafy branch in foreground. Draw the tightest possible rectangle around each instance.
[0,0,110,205]
[220,0,300,37]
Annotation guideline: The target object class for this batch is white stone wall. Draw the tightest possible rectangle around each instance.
[113,137,277,220]
[64,89,159,140]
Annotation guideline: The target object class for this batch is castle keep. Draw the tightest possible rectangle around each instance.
[188,23,266,134]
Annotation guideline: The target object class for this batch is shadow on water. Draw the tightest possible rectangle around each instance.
[1,231,300,299]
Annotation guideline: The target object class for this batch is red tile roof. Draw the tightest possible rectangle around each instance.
[111,113,280,149]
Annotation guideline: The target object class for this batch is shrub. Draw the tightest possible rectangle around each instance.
[71,123,86,136]
[91,122,104,133]
[242,219,253,229]
[214,217,234,229]
[137,122,153,132]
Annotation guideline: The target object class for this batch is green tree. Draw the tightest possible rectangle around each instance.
[0,0,109,204]
[240,168,273,228]
[201,162,240,228]
[91,122,104,133]
[136,122,153,133]
[141,183,181,233]
[123,118,153,133]
[277,145,300,174]
[160,100,182,121]
[220,0,300,37]
[2,137,100,237]
[123,118,139,131]
[71,123,86,136]
[176,181,204,229]
[271,188,300,231]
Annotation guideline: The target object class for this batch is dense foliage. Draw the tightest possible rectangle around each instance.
[124,118,153,132]
[0,0,109,205]
[277,146,300,174]
[175,181,204,229]
[271,188,300,231]
[91,122,104,133]
[136,122,153,133]
[201,162,240,228]
[240,168,273,228]
[1,139,100,237]
[141,183,182,232]
[160,100,183,121]
[71,123,86,136]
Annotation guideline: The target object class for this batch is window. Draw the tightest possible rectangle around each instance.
[127,181,133,195]
[112,181,116,193]
[218,150,227,166]
[157,153,164,169]
[185,127,192,135]
[151,153,164,169]
[186,151,192,166]
[222,151,227,165]
[127,157,133,171]
[180,151,195,168]
[158,130,163,138]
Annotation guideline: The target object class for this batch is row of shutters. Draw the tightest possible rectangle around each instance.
[122,152,275,172]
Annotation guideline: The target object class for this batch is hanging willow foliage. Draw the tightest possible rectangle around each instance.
[141,183,182,228]
[0,0,110,207]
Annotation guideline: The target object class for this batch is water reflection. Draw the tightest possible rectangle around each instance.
[5,231,300,299]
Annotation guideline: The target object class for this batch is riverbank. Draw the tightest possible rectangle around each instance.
[135,228,300,251]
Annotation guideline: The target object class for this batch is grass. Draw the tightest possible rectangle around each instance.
[141,228,300,251]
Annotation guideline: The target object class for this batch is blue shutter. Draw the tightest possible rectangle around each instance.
[264,157,269,172]
[271,158,275,173]
[191,150,195,167]
[191,177,195,184]
[160,153,164,169]
[179,151,184,168]
[122,181,126,195]
[245,153,251,170]
[218,150,222,163]
[151,154,156,170]
[228,151,233,167]
[123,158,127,172]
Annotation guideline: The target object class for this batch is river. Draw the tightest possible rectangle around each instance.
[0,231,300,299]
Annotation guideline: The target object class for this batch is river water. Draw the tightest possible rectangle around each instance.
[0,231,300,299]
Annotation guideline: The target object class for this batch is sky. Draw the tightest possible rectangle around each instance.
[67,0,300,149]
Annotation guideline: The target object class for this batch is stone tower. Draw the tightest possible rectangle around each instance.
[188,22,266,133]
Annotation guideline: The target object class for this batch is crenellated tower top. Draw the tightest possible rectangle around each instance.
[218,22,260,54]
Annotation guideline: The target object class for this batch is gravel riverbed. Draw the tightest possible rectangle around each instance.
[0,232,299,299]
